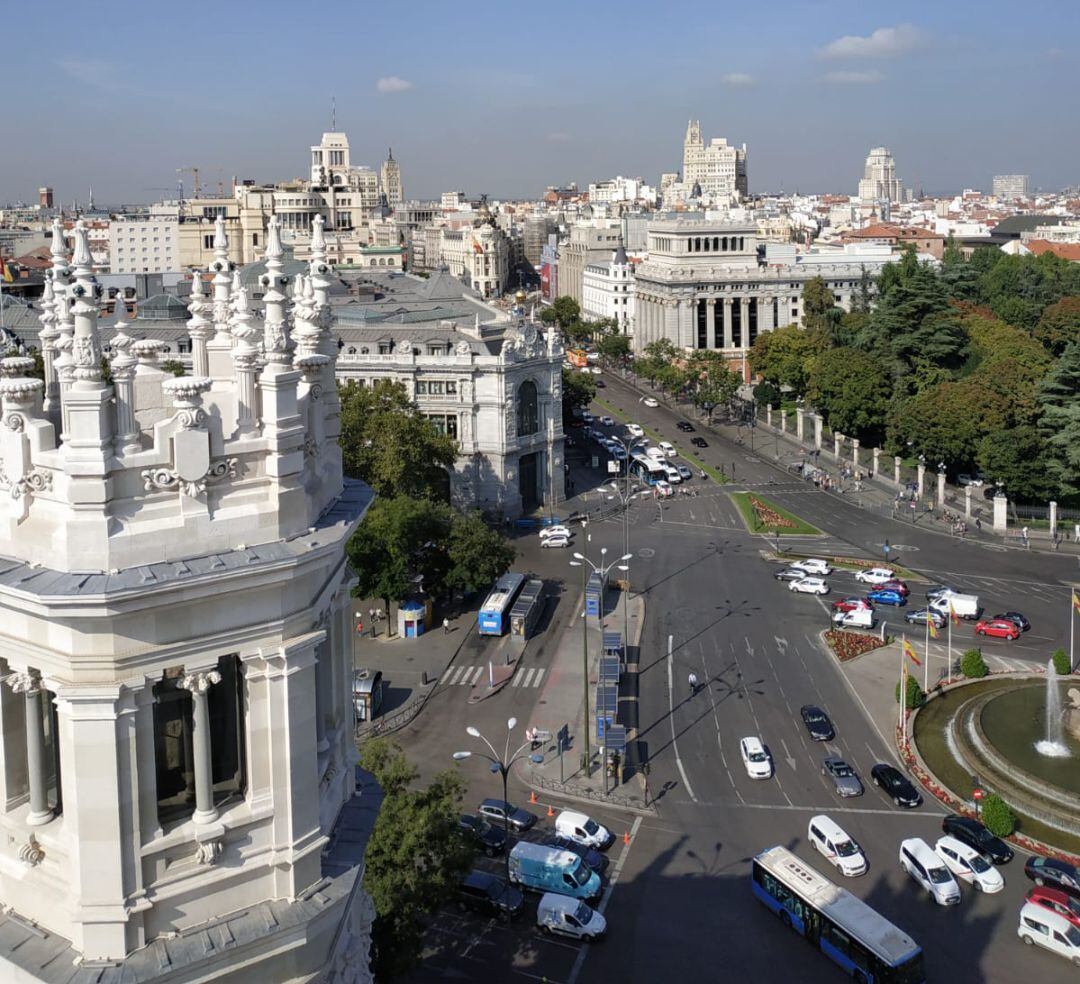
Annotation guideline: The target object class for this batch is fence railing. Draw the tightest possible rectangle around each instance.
[354,692,428,743]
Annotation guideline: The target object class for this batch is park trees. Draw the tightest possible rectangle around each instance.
[1037,341,1080,498]
[1035,296,1080,356]
[748,323,825,396]
[807,347,891,444]
[442,510,517,597]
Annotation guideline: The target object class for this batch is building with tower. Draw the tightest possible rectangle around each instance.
[380,150,404,209]
[681,120,748,200]
[0,213,375,982]
[857,147,903,203]
[438,197,510,298]
[582,242,635,335]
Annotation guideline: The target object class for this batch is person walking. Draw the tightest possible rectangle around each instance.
[1073,522,1079,544]
[442,617,450,634]
[1021,526,1029,549]
[688,672,698,696]
[975,517,982,532]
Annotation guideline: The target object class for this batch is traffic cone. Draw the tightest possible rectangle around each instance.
[547,804,555,818]
[529,790,537,805]
[623,830,630,846]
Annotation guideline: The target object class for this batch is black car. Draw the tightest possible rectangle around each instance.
[690,437,708,448]
[870,764,922,808]
[994,611,1030,632]
[941,814,1014,864]
[595,379,606,388]
[457,870,524,921]
[1026,856,1080,897]
[676,421,695,432]
[800,705,835,742]
[543,834,609,874]
[477,797,537,832]
[459,813,508,856]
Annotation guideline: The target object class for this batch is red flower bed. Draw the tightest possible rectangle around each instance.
[748,495,796,529]
[824,629,886,661]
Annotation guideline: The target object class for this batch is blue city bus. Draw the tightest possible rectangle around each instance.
[478,572,527,636]
[752,847,925,983]
[630,455,665,486]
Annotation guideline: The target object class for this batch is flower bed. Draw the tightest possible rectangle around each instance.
[730,492,820,536]
[748,494,795,529]
[824,629,887,662]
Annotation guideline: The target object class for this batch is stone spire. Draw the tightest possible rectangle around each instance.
[49,218,74,424]
[229,282,261,436]
[261,214,292,372]
[207,214,234,380]
[110,290,140,453]
[292,274,320,359]
[37,277,59,411]
[186,270,212,377]
[69,220,103,387]
[309,213,332,310]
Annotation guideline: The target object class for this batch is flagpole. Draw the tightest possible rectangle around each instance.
[899,633,906,746]
[924,608,931,692]
[1071,592,1075,672]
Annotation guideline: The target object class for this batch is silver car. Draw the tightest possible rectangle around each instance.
[822,756,863,797]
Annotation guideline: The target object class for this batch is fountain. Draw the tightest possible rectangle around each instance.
[1036,658,1071,758]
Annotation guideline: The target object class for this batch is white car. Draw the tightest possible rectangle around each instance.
[899,838,961,905]
[645,446,666,460]
[658,441,676,457]
[578,366,592,374]
[956,474,985,487]
[541,534,571,549]
[792,558,832,576]
[655,480,673,498]
[581,411,594,423]
[599,416,614,427]
[808,815,867,877]
[642,397,658,408]
[790,577,829,595]
[626,423,644,438]
[589,366,602,375]
[539,525,572,540]
[855,567,896,585]
[934,836,1004,893]
[739,737,772,779]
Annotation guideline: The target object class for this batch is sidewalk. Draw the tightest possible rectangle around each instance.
[525,583,652,813]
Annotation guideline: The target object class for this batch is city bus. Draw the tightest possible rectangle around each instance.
[478,572,527,636]
[630,454,665,486]
[751,846,925,983]
[567,348,589,368]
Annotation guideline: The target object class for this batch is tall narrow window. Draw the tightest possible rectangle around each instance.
[732,300,743,348]
[517,380,539,436]
[697,300,708,349]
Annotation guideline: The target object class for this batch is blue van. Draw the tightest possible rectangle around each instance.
[508,842,602,901]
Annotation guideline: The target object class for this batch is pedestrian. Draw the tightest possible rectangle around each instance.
[975,517,982,532]
[688,671,698,696]
[443,617,450,634]
[1022,526,1029,547]
[1074,522,1079,544]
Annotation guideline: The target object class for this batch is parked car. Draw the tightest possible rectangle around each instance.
[899,838,961,906]
[1017,902,1080,966]
[508,842,602,901]
[539,525,572,540]
[537,893,607,942]
[800,705,835,741]
[975,618,1020,640]
[642,397,658,408]
[459,813,508,856]
[790,576,829,595]
[581,411,594,423]
[855,567,896,585]
[774,566,808,582]
[792,558,833,576]
[599,415,614,426]
[458,870,524,921]
[676,421,695,432]
[904,608,946,628]
[822,756,863,797]
[866,588,906,607]
[555,810,614,850]
[739,736,773,779]
[880,579,910,596]
[994,611,1030,632]
[626,423,644,437]
[957,473,985,487]
[941,814,1013,864]
[1026,887,1080,930]
[541,835,608,874]
[542,534,571,549]
[589,366,602,375]
[658,441,677,457]
[1026,857,1080,898]
[935,836,1004,893]
[655,480,673,498]
[478,798,537,832]
[690,437,709,448]
[870,764,922,808]
[676,464,693,481]
[808,815,867,877]
[832,596,871,613]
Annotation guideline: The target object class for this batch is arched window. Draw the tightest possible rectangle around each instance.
[722,237,728,250]
[517,380,539,436]
[713,237,719,250]
[694,237,701,252]
[347,346,356,355]
[359,346,370,354]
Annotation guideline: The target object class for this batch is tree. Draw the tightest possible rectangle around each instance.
[964,313,1052,376]
[442,511,516,597]
[635,338,679,385]
[851,265,874,315]
[1052,648,1071,675]
[961,648,988,679]
[753,381,782,409]
[895,674,925,709]
[807,347,891,444]
[339,379,458,499]
[888,381,1009,469]
[975,426,1054,503]
[545,296,580,327]
[561,366,596,418]
[748,324,825,396]
[980,793,1016,838]
[596,333,631,360]
[1035,296,1080,356]
[1037,342,1080,498]
[160,359,187,377]
[802,276,837,335]
[359,739,474,980]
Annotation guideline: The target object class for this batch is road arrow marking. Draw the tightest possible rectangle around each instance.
[780,738,797,771]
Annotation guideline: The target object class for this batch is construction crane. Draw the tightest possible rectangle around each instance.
[176,166,201,199]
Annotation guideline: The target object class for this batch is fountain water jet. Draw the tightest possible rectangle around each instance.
[1035,658,1070,758]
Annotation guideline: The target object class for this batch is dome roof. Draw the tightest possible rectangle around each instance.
[136,293,189,321]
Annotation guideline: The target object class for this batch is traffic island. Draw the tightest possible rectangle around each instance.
[823,629,890,662]
[730,491,821,536]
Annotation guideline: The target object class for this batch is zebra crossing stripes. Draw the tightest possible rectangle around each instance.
[440,665,546,687]
[512,667,545,688]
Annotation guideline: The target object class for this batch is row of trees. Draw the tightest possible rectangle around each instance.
[748,248,1080,503]
[539,295,633,360]
[634,338,743,417]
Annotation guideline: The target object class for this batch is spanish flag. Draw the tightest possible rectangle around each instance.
[0,256,12,283]
[928,618,939,639]
[903,638,922,667]
[949,601,961,626]
[1073,591,1080,615]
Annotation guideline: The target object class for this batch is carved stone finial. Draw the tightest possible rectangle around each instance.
[181,669,221,694]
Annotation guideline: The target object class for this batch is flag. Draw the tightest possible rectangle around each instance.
[928,618,939,639]
[949,601,961,626]
[903,638,922,667]
[0,257,12,283]
[1073,591,1080,614]
[472,238,484,255]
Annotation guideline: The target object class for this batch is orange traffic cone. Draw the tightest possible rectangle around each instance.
[547,804,555,818]
[529,790,537,805]
[623,830,630,846]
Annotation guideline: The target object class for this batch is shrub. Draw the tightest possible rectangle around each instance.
[980,793,1016,837]
[1052,648,1072,675]
[961,648,988,678]
[895,674,925,709]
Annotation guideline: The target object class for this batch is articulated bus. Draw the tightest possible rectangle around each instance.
[478,572,527,636]
[630,455,666,486]
[752,846,925,983]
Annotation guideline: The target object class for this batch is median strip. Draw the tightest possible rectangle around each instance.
[730,491,821,536]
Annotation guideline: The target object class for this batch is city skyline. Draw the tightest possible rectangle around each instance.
[1,0,1077,204]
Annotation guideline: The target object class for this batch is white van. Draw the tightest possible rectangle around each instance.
[645,446,666,461]
[661,463,682,484]
[899,838,961,905]
[658,441,676,457]
[928,591,979,620]
[832,608,874,629]
[807,815,866,877]
[934,836,1004,893]
[555,810,614,850]
[537,892,607,942]
[1018,901,1080,966]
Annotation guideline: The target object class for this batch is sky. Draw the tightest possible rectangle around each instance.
[2,0,1077,206]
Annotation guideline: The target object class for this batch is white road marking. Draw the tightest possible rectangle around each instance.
[532,668,546,687]
[511,667,525,687]
[672,800,948,816]
[667,633,698,803]
[446,665,465,685]
[467,666,484,685]
[780,738,797,771]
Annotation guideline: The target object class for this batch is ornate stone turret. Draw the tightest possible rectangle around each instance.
[261,215,292,372]
[186,270,212,377]
[206,214,234,380]
[37,278,59,415]
[229,283,260,436]
[49,218,74,433]
[110,293,141,453]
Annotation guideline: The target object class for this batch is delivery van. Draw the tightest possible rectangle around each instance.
[537,892,607,941]
[554,810,615,850]
[928,591,979,620]
[832,607,874,629]
[509,841,602,901]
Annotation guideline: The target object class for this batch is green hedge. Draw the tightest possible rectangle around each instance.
[961,648,988,678]
[895,674,926,709]
[980,793,1016,837]
[1052,648,1072,675]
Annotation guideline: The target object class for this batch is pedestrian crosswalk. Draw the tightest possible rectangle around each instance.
[439,664,546,688]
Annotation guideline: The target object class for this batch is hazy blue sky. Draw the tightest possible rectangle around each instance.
[2,0,1077,205]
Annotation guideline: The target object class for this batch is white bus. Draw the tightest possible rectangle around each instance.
[630,454,665,486]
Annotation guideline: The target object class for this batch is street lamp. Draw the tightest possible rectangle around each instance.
[453,718,543,891]
[570,547,632,779]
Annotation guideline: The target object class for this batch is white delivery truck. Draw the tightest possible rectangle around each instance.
[537,893,607,941]
[832,608,874,629]
[509,842,602,901]
[555,810,615,850]
[928,590,979,620]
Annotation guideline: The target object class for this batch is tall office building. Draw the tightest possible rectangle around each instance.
[380,149,404,208]
[682,120,748,199]
[992,174,1030,200]
[857,147,903,202]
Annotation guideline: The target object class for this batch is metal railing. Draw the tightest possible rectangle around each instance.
[354,692,429,743]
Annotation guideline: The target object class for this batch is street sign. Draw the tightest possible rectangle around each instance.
[973,788,985,800]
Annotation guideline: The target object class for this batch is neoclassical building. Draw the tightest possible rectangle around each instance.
[0,215,374,981]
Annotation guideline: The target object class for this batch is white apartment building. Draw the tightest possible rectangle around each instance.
[582,243,635,334]
[587,176,657,205]
[634,220,895,379]
[858,147,903,203]
[992,174,1030,200]
[682,120,748,199]
[438,199,509,298]
[108,213,179,273]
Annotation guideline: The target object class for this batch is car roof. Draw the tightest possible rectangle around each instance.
[809,814,852,839]
[1036,857,1077,873]
[873,763,901,778]
[480,797,511,810]
[558,809,589,825]
[1030,886,1078,905]
[464,869,499,889]
[901,838,943,864]
[742,736,765,751]
[538,892,581,914]
[1020,901,1075,931]
[937,835,979,858]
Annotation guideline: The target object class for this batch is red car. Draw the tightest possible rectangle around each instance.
[880,579,909,596]
[831,597,871,613]
[975,618,1020,640]
[1026,887,1080,930]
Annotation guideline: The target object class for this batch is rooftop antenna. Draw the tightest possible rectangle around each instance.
[331,95,336,131]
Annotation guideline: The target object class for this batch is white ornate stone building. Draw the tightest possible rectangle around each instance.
[581,242,635,335]
[682,120,748,200]
[857,147,903,203]
[0,215,375,982]
[437,199,510,299]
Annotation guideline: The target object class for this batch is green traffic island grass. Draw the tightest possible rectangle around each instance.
[909,680,1080,860]
[823,628,892,662]
[776,550,922,582]
[593,396,729,485]
[730,491,821,536]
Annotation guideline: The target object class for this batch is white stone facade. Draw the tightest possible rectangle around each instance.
[582,245,635,335]
[858,147,903,203]
[0,215,374,982]
[109,214,179,273]
[438,203,509,299]
[682,120,748,199]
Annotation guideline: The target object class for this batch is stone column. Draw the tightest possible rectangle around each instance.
[993,492,1007,533]
[6,673,53,826]
[852,438,860,470]
[937,470,946,508]
[894,455,902,484]
[872,447,881,477]
[795,406,804,440]
[110,323,140,453]
[917,461,926,499]
[722,298,733,349]
[833,432,842,459]
[766,405,773,428]
[1050,500,1058,541]
[780,409,787,433]
[964,485,972,518]
[813,414,823,451]
[182,669,221,825]
[707,299,717,348]
[740,297,750,349]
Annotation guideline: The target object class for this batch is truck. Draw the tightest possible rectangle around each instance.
[832,608,874,629]
[928,591,980,620]
[508,841,602,901]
